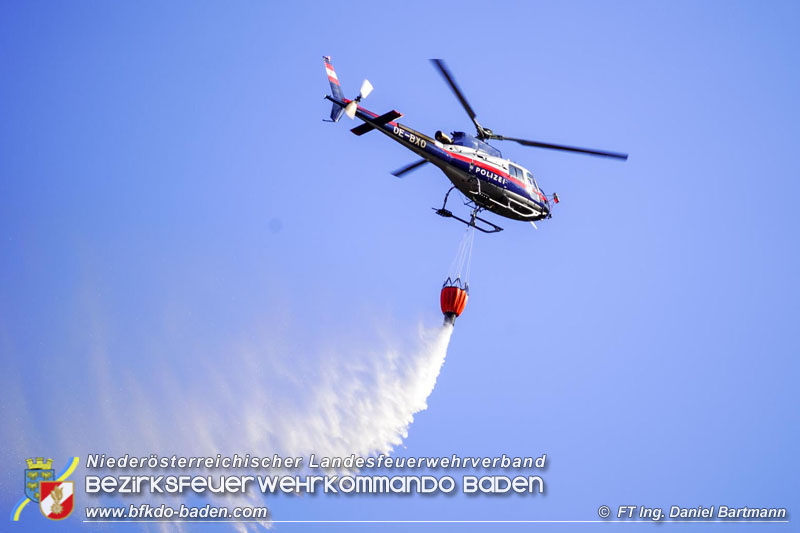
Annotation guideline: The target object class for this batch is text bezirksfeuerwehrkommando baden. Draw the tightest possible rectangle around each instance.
[84,453,547,495]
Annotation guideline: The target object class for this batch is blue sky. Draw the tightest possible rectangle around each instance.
[1,1,798,531]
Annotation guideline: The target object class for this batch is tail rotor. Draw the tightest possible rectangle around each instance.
[344,79,373,119]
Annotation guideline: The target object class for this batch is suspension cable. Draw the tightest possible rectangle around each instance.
[446,226,476,289]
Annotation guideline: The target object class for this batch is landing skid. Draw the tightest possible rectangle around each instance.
[433,187,503,234]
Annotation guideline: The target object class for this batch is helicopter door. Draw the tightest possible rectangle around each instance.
[509,164,531,194]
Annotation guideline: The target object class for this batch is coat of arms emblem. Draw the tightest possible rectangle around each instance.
[24,457,54,502]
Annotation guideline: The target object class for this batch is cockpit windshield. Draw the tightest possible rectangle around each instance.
[451,132,502,158]
[524,170,540,193]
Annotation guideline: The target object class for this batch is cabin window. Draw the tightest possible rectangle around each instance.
[508,165,521,179]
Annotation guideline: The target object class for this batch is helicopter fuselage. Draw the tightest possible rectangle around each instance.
[328,95,551,222]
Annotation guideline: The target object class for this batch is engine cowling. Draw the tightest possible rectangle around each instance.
[435,130,453,144]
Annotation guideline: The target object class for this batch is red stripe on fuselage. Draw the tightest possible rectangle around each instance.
[445,150,531,192]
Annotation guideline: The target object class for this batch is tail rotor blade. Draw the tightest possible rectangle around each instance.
[391,159,428,177]
[345,79,372,119]
[359,79,373,99]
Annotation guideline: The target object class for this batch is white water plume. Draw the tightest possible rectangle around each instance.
[177,320,454,459]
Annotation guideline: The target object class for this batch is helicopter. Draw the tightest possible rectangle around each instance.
[322,56,628,233]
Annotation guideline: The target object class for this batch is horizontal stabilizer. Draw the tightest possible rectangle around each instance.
[350,122,374,136]
[350,110,402,136]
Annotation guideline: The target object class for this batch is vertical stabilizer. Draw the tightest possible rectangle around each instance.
[323,56,345,122]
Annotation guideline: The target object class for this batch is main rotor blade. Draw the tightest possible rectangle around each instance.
[430,59,484,135]
[493,135,628,160]
[391,159,428,177]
